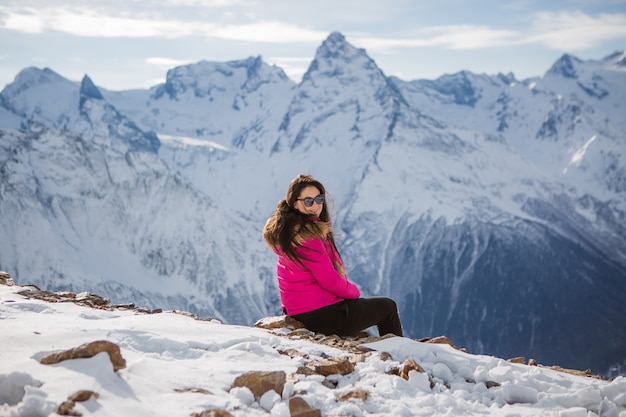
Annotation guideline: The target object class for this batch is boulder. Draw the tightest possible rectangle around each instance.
[40,340,126,371]
[289,396,321,417]
[231,371,286,401]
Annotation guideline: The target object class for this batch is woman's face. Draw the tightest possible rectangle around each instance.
[294,185,324,217]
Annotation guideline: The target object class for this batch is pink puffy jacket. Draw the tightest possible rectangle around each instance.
[273,235,361,316]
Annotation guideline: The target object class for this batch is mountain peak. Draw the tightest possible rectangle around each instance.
[602,50,626,68]
[1,67,66,100]
[316,31,357,60]
[301,31,382,83]
[547,54,582,79]
[153,56,290,100]
[80,75,104,101]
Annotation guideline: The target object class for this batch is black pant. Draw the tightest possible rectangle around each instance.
[291,297,403,337]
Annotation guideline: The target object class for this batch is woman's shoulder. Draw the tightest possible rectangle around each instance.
[294,220,332,245]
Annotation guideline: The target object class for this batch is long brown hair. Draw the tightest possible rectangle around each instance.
[263,174,340,265]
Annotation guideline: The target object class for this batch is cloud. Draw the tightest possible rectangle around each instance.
[210,21,326,43]
[2,4,624,54]
[0,6,198,37]
[525,10,626,50]
[353,10,626,53]
[146,57,194,68]
[355,25,520,52]
[161,0,243,5]
[0,6,326,43]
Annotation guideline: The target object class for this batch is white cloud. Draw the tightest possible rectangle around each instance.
[354,25,519,52]
[525,10,626,50]
[210,21,326,43]
[0,6,326,43]
[423,25,520,49]
[0,7,46,33]
[352,10,626,53]
[1,4,624,54]
[161,0,242,5]
[146,57,193,68]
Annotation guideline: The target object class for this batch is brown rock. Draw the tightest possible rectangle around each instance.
[40,340,126,371]
[547,365,601,379]
[312,357,355,376]
[277,348,307,358]
[485,381,501,388]
[231,371,286,400]
[351,353,369,363]
[291,328,315,337]
[285,316,307,329]
[507,357,526,364]
[400,358,425,380]
[295,365,316,376]
[289,396,321,417]
[68,390,99,402]
[191,409,234,417]
[74,292,110,306]
[421,336,458,349]
[174,388,212,394]
[0,271,16,286]
[254,315,307,330]
[337,388,369,401]
[57,400,80,416]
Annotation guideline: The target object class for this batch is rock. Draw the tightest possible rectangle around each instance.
[507,357,526,364]
[68,390,99,402]
[40,340,126,371]
[174,388,213,394]
[57,400,80,416]
[254,315,306,330]
[400,358,425,380]
[337,388,369,401]
[191,409,234,417]
[485,381,501,389]
[546,365,601,379]
[277,348,307,358]
[312,357,355,376]
[231,371,286,401]
[0,271,16,286]
[171,310,219,322]
[289,396,321,417]
[75,292,110,306]
[57,390,99,416]
[295,365,316,376]
[420,336,459,349]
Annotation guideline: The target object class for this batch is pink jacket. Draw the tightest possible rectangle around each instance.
[273,235,361,316]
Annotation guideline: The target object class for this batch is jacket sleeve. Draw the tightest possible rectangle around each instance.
[295,238,360,299]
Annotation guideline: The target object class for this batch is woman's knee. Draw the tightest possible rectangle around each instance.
[378,296,398,312]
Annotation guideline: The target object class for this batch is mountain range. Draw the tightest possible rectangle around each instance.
[1,32,624,377]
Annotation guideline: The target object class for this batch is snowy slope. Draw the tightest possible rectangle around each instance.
[0,125,277,324]
[2,283,626,417]
[0,32,624,377]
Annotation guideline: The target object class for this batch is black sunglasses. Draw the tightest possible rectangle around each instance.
[297,194,325,207]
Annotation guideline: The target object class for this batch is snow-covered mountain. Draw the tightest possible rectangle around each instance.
[1,32,624,377]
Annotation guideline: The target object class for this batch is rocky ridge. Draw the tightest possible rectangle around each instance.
[1,271,611,417]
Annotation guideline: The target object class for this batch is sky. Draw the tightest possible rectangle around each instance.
[0,1,626,91]
[2,282,626,416]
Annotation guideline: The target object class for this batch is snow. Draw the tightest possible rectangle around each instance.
[1,284,625,417]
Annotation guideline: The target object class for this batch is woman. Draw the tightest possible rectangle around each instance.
[263,174,403,337]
